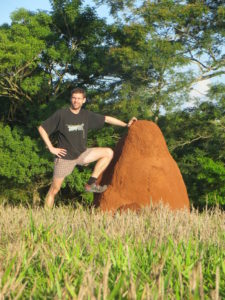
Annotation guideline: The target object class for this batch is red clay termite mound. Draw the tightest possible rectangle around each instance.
[95,120,190,213]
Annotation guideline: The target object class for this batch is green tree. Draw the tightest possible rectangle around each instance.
[0,9,53,120]
[0,123,52,204]
[159,86,225,207]
[0,1,111,124]
[94,0,225,120]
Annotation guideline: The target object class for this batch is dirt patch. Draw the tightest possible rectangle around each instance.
[95,120,190,212]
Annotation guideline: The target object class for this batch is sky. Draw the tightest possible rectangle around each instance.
[1,0,222,101]
[0,0,52,24]
[0,0,112,25]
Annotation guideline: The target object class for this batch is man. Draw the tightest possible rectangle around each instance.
[38,88,137,208]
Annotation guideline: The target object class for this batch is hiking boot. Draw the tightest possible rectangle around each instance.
[85,183,107,193]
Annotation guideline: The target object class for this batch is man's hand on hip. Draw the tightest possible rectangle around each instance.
[49,146,67,158]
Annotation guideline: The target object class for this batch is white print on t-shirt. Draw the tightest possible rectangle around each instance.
[67,123,84,132]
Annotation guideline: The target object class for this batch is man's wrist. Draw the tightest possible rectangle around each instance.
[48,145,54,152]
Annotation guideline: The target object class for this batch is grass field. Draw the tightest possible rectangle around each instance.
[0,204,225,299]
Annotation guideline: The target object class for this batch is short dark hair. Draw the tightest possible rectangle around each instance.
[71,88,86,98]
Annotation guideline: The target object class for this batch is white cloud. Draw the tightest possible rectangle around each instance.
[189,79,211,99]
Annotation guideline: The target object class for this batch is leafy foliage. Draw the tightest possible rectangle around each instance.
[0,9,53,120]
[160,93,225,207]
[0,123,52,204]
[0,123,51,184]
[197,157,225,205]
[63,167,93,205]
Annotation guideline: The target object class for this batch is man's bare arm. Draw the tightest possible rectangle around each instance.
[38,126,67,158]
[105,116,137,127]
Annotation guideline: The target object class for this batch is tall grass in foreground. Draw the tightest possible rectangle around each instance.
[0,205,225,299]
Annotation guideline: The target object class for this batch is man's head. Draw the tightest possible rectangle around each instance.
[70,88,86,111]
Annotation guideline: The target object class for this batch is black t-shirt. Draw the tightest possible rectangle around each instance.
[41,108,105,160]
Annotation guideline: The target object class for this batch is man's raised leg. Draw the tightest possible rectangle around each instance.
[45,177,64,209]
[78,147,114,193]
[90,148,114,178]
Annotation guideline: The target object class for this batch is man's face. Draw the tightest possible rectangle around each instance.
[70,93,86,110]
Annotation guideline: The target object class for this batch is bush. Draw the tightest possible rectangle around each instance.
[197,156,225,207]
[0,123,52,204]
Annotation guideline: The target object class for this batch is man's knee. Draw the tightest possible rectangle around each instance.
[50,181,62,196]
[106,148,114,160]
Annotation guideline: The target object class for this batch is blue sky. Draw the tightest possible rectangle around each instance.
[0,0,112,24]
[0,0,51,24]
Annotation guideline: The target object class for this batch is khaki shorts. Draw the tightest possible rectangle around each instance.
[53,148,94,178]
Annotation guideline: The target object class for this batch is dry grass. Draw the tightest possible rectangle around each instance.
[0,204,225,299]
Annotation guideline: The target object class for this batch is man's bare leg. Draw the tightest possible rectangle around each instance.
[45,148,113,206]
[82,148,113,192]
[81,147,114,178]
[91,149,114,178]
[45,177,64,209]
